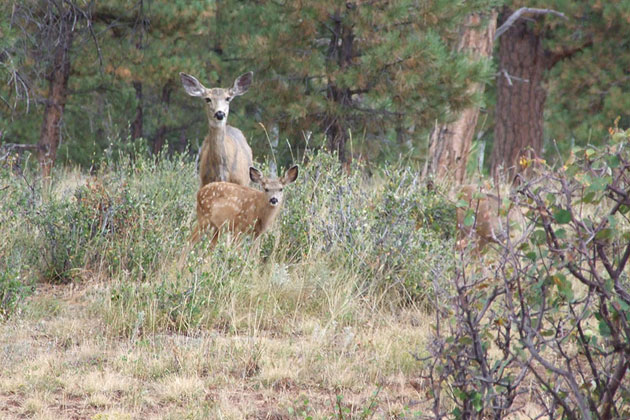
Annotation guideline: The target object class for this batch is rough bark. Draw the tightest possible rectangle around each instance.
[426,12,497,183]
[490,8,592,180]
[490,8,547,179]
[37,16,74,178]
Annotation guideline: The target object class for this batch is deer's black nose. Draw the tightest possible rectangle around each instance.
[270,197,278,205]
[214,111,225,120]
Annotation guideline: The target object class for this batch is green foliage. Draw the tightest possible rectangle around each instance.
[424,124,630,417]
[0,164,36,318]
[0,147,456,325]
[226,0,497,161]
[1,0,500,168]
[543,1,630,150]
[275,151,456,302]
[1,150,195,289]
[107,151,455,337]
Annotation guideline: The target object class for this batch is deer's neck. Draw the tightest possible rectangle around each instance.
[202,122,229,181]
[206,123,227,150]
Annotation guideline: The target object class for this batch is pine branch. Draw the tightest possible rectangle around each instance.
[545,39,593,69]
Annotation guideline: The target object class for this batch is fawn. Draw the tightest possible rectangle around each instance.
[190,165,299,246]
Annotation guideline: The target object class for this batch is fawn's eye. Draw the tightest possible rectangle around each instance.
[280,188,283,192]
[264,188,269,192]
[226,97,232,102]
[204,98,211,103]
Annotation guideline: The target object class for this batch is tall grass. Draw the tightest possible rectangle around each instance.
[0,149,456,333]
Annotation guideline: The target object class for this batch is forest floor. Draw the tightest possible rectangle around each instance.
[0,281,430,419]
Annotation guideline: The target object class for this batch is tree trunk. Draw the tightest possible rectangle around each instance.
[324,13,353,163]
[213,0,223,55]
[37,17,74,178]
[130,1,145,141]
[130,80,143,140]
[426,12,497,183]
[491,8,547,179]
[152,82,172,154]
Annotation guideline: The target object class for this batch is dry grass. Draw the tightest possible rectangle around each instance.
[0,282,431,419]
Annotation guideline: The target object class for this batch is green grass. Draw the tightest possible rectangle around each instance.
[1,150,456,333]
[0,148,456,417]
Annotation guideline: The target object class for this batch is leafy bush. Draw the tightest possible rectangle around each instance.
[0,151,195,287]
[0,163,36,318]
[277,152,456,302]
[422,124,630,419]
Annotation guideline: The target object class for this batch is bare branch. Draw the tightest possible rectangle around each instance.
[495,7,567,40]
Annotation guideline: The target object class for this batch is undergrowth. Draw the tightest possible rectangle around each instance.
[0,149,456,334]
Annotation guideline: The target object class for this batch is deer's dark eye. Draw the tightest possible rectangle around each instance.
[226,97,232,102]
[204,98,211,103]
[280,188,283,192]
[264,188,269,192]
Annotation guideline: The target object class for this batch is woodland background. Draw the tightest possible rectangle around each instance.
[1,1,630,419]
[2,0,629,178]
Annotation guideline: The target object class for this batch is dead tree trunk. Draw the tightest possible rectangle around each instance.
[426,12,497,183]
[37,15,74,178]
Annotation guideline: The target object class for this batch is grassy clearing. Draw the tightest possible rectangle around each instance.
[0,283,430,418]
[0,151,453,417]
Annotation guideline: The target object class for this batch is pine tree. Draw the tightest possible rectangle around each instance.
[490,1,630,177]
[425,10,497,183]
[4,0,98,177]
[224,0,496,164]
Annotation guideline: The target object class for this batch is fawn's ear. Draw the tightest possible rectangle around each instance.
[180,72,206,97]
[230,72,253,96]
[282,165,299,185]
[249,167,263,184]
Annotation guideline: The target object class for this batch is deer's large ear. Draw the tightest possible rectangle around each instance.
[282,165,298,185]
[230,72,253,96]
[180,72,206,97]
[249,167,263,184]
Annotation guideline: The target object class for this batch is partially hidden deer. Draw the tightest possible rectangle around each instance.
[456,185,508,251]
[180,71,254,187]
[190,165,299,246]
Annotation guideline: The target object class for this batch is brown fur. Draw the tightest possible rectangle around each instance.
[190,166,298,246]
[199,125,252,186]
[456,185,505,251]
[180,72,254,187]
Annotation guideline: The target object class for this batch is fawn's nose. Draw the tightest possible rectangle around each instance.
[269,197,278,205]
[214,111,225,120]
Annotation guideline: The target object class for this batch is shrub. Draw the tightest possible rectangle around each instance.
[422,124,630,418]
[2,146,457,327]
[106,150,457,336]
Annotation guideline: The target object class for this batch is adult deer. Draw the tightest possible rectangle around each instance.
[190,165,299,246]
[180,71,254,187]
